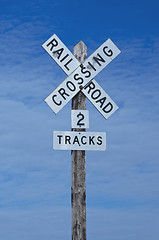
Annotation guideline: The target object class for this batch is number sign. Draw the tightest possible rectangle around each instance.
[71,110,89,129]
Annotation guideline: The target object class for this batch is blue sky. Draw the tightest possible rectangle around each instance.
[0,0,159,239]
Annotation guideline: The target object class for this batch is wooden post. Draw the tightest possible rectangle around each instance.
[71,41,87,240]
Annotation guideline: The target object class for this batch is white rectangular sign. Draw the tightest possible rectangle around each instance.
[82,80,119,119]
[45,38,120,114]
[42,34,80,75]
[71,110,89,129]
[53,131,106,151]
[45,76,80,114]
[83,38,121,81]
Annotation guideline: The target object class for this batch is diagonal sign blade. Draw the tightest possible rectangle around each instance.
[82,79,118,119]
[81,38,121,84]
[42,34,80,75]
[43,35,120,118]
[44,72,80,114]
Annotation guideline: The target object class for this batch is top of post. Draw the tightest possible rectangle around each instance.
[73,41,87,63]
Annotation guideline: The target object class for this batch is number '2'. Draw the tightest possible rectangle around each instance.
[77,112,85,127]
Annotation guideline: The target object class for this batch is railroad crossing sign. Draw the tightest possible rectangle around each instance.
[42,34,121,120]
[42,35,121,239]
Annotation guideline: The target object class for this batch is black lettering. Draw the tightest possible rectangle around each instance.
[87,61,96,71]
[60,54,69,62]
[81,136,87,145]
[74,73,84,85]
[64,58,73,71]
[65,136,71,144]
[89,136,95,145]
[96,97,106,108]
[93,53,105,66]
[103,102,113,113]
[57,135,63,144]
[83,81,95,94]
[97,136,102,145]
[103,46,113,57]
[73,136,80,146]
[77,112,85,127]
[52,95,62,106]
[91,89,101,100]
[52,48,64,59]
[66,81,76,92]
[46,38,58,51]
[80,64,91,78]
[58,88,69,100]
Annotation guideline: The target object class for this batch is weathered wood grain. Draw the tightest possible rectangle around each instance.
[71,41,87,240]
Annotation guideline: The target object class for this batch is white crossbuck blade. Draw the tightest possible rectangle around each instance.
[42,34,121,119]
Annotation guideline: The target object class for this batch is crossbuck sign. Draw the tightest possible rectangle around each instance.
[42,34,121,120]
